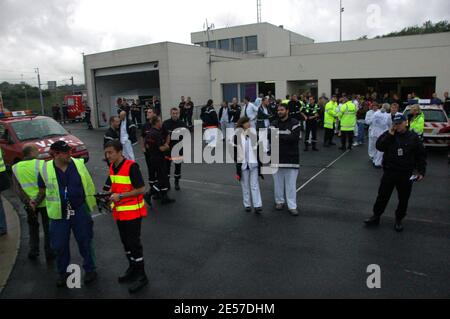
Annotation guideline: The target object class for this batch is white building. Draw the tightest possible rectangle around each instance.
[83,22,450,127]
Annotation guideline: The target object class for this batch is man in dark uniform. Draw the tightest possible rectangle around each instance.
[287,95,302,122]
[146,116,175,205]
[178,96,186,124]
[162,108,187,191]
[84,102,93,130]
[364,114,427,232]
[301,96,320,151]
[140,108,157,204]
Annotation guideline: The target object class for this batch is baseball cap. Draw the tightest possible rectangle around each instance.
[393,113,407,124]
[50,141,71,153]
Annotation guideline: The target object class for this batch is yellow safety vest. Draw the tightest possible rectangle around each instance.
[39,158,97,220]
[409,113,425,135]
[0,149,5,173]
[339,101,357,131]
[13,159,45,208]
[324,101,338,129]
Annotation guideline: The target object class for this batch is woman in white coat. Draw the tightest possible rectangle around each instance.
[233,117,263,214]
[371,104,392,168]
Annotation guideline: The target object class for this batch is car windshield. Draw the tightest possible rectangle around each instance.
[404,109,448,123]
[11,118,68,141]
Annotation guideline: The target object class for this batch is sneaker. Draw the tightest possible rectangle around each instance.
[254,207,263,215]
[84,271,98,285]
[275,203,284,211]
[289,209,299,216]
[352,142,359,147]
[364,216,381,227]
[245,207,252,213]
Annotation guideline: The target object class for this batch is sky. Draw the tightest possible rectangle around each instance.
[0,0,449,87]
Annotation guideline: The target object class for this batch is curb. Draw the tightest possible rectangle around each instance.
[0,195,21,296]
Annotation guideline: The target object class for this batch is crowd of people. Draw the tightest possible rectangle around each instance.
[0,88,444,293]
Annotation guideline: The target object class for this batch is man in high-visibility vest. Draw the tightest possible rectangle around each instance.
[338,96,357,151]
[31,141,97,288]
[0,147,8,237]
[12,144,55,260]
[323,95,338,147]
[408,104,425,137]
[104,140,149,294]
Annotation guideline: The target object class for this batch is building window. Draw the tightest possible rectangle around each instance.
[232,37,244,52]
[194,42,204,47]
[223,84,238,103]
[245,36,258,51]
[218,39,230,50]
[207,41,217,49]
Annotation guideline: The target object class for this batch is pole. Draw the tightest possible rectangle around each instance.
[35,68,45,115]
[340,0,343,42]
[71,76,75,95]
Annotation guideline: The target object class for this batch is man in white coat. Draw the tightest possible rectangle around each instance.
[365,103,378,160]
[371,104,392,168]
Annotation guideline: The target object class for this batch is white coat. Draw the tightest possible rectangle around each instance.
[371,110,392,167]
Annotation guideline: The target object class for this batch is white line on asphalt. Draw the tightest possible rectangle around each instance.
[404,269,428,277]
[297,150,350,193]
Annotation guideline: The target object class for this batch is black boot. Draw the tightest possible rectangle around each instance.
[175,179,180,191]
[119,255,136,283]
[128,263,149,294]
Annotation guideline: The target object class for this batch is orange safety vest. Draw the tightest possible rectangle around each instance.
[109,159,147,221]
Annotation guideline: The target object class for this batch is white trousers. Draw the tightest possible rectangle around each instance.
[241,167,262,208]
[273,168,299,210]
[368,136,377,159]
[373,150,384,167]
[122,139,135,161]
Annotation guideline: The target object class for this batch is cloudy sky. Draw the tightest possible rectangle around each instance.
[1,0,449,86]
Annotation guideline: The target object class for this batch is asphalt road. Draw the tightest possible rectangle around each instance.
[1,122,449,299]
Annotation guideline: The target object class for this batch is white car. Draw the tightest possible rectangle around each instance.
[403,104,450,148]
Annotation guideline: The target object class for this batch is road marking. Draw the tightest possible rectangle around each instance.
[404,269,428,277]
[297,150,350,192]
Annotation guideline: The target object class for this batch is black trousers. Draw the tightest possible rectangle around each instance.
[324,127,335,145]
[26,207,51,254]
[117,218,143,265]
[166,159,182,181]
[373,170,413,221]
[148,157,170,194]
[304,120,318,146]
[185,110,193,127]
[340,131,354,149]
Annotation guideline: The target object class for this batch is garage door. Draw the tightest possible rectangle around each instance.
[95,62,159,77]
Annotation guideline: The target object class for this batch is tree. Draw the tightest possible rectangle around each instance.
[374,20,450,39]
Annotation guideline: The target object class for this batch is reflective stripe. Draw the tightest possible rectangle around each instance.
[46,196,60,202]
[114,201,145,212]
[110,175,132,185]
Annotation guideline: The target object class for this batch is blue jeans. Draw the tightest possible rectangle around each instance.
[49,204,95,275]
[0,196,7,233]
[357,121,365,144]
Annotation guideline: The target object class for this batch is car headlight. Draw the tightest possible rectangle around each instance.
[75,145,87,152]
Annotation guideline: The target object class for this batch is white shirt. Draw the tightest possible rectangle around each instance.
[240,133,258,170]
[243,103,258,122]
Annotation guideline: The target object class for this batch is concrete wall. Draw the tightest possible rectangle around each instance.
[191,22,313,57]
[211,32,450,102]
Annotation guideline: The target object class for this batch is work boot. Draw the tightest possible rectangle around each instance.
[128,264,149,294]
[118,264,136,283]
[84,271,98,285]
[175,179,180,191]
[161,193,176,205]
[364,215,381,227]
